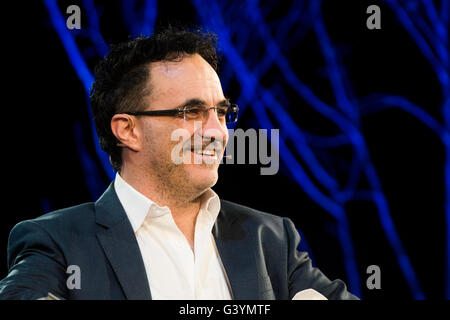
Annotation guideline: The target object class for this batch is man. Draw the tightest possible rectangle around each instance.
[0,28,358,300]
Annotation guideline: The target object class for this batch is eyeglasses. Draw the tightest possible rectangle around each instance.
[123,103,239,124]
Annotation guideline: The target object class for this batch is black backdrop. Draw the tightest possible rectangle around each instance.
[1,0,447,300]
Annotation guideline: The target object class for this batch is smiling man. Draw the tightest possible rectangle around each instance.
[111,52,231,254]
[0,28,358,300]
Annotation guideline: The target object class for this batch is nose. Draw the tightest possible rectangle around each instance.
[201,108,228,144]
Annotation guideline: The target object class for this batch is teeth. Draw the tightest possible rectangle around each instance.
[192,149,215,156]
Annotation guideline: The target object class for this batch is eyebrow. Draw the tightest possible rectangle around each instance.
[177,98,231,109]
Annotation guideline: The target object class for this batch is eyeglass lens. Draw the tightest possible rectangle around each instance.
[183,105,238,123]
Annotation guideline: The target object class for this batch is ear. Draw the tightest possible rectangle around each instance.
[110,114,142,152]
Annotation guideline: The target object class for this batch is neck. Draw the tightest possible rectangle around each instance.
[120,167,204,210]
[119,166,206,249]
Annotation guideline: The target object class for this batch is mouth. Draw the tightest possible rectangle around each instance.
[190,147,218,161]
[177,137,224,165]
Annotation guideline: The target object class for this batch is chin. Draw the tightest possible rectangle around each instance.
[187,166,219,190]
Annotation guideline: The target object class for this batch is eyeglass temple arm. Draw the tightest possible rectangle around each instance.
[124,110,182,117]
[124,105,238,116]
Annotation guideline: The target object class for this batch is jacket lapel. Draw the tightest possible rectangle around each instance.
[213,205,261,300]
[94,183,263,300]
[95,183,152,300]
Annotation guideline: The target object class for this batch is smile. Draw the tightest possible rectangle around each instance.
[192,149,216,157]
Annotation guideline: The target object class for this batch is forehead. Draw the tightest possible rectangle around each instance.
[147,54,224,106]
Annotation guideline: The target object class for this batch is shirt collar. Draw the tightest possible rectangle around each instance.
[114,173,221,233]
[198,187,221,223]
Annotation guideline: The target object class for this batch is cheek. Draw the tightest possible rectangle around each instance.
[141,123,169,155]
[216,127,229,151]
[143,121,190,159]
[223,129,229,147]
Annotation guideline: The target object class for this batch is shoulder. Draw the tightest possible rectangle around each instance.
[220,199,284,222]
[6,202,97,268]
[219,199,292,238]
[11,202,96,237]
[33,202,95,224]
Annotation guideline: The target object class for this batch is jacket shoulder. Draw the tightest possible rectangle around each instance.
[13,202,96,235]
[220,199,286,230]
[36,202,95,222]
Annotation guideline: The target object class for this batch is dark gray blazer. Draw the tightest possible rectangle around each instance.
[0,183,358,300]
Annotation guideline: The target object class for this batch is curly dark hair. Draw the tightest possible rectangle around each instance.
[90,27,219,172]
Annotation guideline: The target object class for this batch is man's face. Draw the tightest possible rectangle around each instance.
[138,54,229,197]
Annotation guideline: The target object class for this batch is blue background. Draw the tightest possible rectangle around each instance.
[1,0,448,299]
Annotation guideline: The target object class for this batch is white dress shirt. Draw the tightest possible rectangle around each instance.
[114,173,232,300]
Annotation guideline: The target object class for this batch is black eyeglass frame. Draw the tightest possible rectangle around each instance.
[122,104,239,124]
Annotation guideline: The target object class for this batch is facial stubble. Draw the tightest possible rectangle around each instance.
[143,125,220,206]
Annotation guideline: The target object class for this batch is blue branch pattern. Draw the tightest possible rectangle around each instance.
[42,0,449,299]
